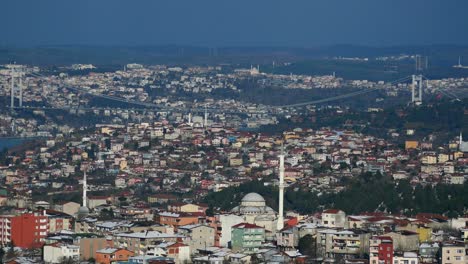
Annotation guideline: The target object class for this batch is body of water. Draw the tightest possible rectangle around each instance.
[0,138,30,150]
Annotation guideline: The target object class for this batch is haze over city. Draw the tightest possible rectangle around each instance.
[0,1,467,264]
[2,0,468,46]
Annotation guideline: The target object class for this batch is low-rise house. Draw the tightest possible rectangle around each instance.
[95,248,134,264]
[322,209,346,228]
[43,243,80,264]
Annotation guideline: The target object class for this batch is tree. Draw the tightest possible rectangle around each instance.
[298,234,317,258]
[6,241,16,259]
[0,246,4,262]
[206,205,214,217]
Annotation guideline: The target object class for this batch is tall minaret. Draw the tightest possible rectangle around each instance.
[188,113,193,127]
[460,131,463,146]
[77,171,90,219]
[277,146,285,231]
[83,171,87,207]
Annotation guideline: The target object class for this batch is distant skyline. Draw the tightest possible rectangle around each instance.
[2,0,468,47]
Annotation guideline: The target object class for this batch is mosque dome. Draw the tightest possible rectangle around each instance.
[77,206,89,219]
[231,192,275,215]
[242,193,265,203]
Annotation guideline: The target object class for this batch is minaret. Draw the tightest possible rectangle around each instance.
[460,131,463,146]
[188,113,193,127]
[83,171,87,207]
[277,146,285,231]
[77,171,90,219]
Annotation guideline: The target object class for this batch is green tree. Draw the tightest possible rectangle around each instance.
[298,234,317,257]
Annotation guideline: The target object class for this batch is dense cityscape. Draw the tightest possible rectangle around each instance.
[0,59,466,264]
[1,1,468,264]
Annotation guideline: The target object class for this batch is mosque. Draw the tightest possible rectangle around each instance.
[230,192,277,234]
[230,149,286,238]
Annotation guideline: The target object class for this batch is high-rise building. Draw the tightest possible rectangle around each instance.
[0,212,49,248]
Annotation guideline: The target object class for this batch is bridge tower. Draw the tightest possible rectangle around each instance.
[7,65,25,108]
[411,74,423,104]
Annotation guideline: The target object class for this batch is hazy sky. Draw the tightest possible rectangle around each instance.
[2,0,468,47]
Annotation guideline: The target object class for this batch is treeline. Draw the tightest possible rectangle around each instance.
[202,173,468,217]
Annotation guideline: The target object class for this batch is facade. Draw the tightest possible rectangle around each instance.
[384,231,419,252]
[393,252,418,264]
[95,248,135,264]
[441,243,467,264]
[277,226,298,248]
[419,242,439,263]
[177,224,215,252]
[330,230,370,259]
[43,244,80,264]
[79,237,110,261]
[113,231,185,255]
[167,203,208,213]
[157,212,199,229]
[322,209,346,228]
[0,213,49,248]
[54,201,81,216]
[0,215,12,246]
[231,223,265,253]
[369,236,393,264]
[147,242,191,264]
[46,210,73,233]
[211,214,244,247]
[87,196,110,209]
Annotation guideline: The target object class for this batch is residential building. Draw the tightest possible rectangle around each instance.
[441,243,466,264]
[231,223,265,253]
[177,224,215,252]
[0,213,49,248]
[43,243,80,264]
[95,248,134,264]
[369,236,393,264]
[322,209,346,228]
[393,252,418,264]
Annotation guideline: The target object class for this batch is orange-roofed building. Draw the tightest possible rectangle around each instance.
[95,248,134,264]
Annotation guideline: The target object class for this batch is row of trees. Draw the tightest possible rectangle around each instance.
[203,172,468,217]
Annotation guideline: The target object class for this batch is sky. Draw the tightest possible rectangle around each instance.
[1,0,468,47]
